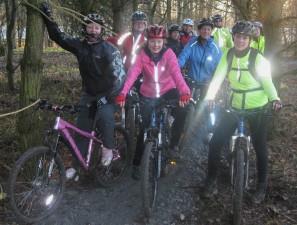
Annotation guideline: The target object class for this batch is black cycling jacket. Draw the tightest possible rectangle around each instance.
[44,19,126,100]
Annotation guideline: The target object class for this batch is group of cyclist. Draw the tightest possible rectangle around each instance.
[40,2,282,204]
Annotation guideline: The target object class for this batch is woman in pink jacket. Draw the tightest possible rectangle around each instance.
[115,25,191,179]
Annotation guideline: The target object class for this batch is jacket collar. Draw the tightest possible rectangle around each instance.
[144,46,168,64]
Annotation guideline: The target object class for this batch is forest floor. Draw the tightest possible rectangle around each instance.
[0,51,296,225]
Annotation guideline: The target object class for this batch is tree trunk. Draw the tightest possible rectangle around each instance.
[167,0,172,22]
[17,25,24,48]
[148,0,160,23]
[111,0,133,33]
[17,0,45,151]
[258,0,284,59]
[133,0,138,11]
[231,0,252,20]
[4,0,17,92]
[177,0,182,23]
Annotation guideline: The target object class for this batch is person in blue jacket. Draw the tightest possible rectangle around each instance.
[178,18,222,99]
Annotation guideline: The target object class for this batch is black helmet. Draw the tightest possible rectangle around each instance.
[131,11,147,21]
[197,18,214,29]
[212,14,223,22]
[83,13,105,26]
[253,21,263,29]
[168,24,180,33]
[231,20,256,37]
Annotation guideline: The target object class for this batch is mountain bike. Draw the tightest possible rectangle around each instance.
[229,104,286,225]
[227,107,270,225]
[141,99,177,217]
[125,88,142,163]
[8,99,130,223]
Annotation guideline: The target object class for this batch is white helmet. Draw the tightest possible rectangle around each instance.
[182,18,194,26]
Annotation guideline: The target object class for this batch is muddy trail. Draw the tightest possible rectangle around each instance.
[1,52,297,225]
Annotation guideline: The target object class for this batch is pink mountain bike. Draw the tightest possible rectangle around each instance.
[8,99,130,223]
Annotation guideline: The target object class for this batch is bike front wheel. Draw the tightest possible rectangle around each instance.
[141,141,159,218]
[232,137,246,225]
[9,146,65,223]
[179,104,195,149]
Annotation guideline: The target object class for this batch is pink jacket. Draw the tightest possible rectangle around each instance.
[120,48,190,98]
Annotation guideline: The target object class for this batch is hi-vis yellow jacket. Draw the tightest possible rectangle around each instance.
[205,48,279,110]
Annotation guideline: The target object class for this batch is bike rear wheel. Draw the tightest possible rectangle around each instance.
[94,126,130,187]
[232,137,246,225]
[141,141,159,218]
[9,146,65,223]
[126,106,137,164]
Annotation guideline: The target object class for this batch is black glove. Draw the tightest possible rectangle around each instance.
[40,2,52,19]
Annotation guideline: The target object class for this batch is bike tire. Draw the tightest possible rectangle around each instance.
[94,125,130,187]
[179,104,195,149]
[141,141,158,218]
[9,146,65,223]
[126,107,137,164]
[232,137,246,225]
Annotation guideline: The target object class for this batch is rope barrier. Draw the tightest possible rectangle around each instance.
[0,99,40,118]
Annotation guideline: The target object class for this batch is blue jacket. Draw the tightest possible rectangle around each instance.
[178,36,222,83]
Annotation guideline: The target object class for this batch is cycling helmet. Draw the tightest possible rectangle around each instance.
[131,11,147,21]
[182,18,194,26]
[146,25,166,39]
[168,24,180,33]
[212,14,223,22]
[253,21,263,29]
[197,18,214,29]
[83,13,105,26]
[231,21,256,37]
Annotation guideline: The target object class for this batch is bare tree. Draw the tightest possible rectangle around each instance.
[4,0,17,91]
[17,0,45,150]
[111,0,133,33]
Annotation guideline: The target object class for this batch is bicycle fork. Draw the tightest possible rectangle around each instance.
[230,135,251,189]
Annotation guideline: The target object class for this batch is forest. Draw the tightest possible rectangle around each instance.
[0,0,297,224]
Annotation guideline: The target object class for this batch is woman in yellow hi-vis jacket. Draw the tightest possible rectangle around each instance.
[202,21,282,203]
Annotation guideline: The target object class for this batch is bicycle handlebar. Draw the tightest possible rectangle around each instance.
[184,75,209,88]
[37,99,79,114]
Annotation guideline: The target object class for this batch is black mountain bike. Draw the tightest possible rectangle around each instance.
[141,99,177,218]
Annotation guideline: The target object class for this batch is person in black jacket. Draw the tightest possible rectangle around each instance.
[166,24,183,57]
[40,4,126,172]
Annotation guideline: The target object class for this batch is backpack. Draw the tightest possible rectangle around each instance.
[226,47,260,81]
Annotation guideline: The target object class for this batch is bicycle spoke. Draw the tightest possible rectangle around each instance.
[9,147,65,223]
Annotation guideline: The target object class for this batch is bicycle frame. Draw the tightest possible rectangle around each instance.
[53,116,103,170]
[230,114,251,189]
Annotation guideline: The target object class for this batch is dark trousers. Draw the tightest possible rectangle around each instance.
[76,93,115,158]
[208,109,269,184]
[133,89,186,166]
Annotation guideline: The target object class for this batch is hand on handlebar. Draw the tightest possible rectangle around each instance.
[179,94,190,107]
[272,100,282,112]
[115,94,126,108]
